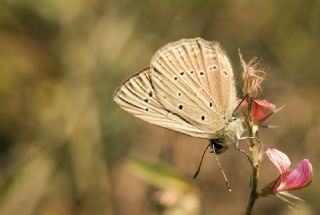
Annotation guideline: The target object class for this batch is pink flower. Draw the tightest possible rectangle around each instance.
[262,148,313,195]
[240,99,277,126]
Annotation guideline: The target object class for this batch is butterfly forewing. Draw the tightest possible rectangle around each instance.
[150,38,237,136]
[113,69,211,137]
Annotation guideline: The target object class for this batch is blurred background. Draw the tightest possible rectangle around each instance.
[0,0,319,214]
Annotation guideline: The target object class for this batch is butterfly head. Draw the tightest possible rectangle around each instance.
[210,117,244,154]
[210,138,228,154]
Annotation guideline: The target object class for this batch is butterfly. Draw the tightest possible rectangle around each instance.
[113,38,244,154]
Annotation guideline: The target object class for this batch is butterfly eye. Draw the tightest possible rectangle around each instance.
[190,70,194,74]
[200,71,204,75]
[174,76,178,80]
[209,102,213,107]
[201,116,205,121]
[178,105,183,110]
[144,99,149,103]
[178,92,182,96]
[180,71,185,76]
[145,108,149,111]
[148,91,153,97]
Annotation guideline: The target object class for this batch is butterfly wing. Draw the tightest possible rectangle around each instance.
[113,68,209,137]
[150,38,238,137]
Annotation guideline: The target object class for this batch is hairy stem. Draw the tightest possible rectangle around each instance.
[245,97,260,215]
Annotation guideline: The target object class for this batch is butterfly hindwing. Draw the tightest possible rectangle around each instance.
[113,69,211,137]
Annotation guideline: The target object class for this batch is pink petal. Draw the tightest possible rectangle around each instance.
[262,151,313,195]
[253,100,276,122]
[240,99,276,125]
[275,159,313,192]
[266,148,291,174]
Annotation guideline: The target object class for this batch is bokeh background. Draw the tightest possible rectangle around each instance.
[0,0,319,214]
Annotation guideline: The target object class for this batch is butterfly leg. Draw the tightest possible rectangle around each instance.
[239,136,260,143]
[235,138,251,158]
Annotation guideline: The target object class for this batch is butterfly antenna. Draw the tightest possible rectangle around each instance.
[193,143,211,179]
[211,146,232,192]
[232,96,247,115]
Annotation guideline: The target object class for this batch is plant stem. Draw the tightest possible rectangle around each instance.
[245,97,260,215]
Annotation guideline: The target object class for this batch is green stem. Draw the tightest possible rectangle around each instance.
[245,97,260,215]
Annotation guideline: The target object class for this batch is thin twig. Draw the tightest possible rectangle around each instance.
[245,96,261,215]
